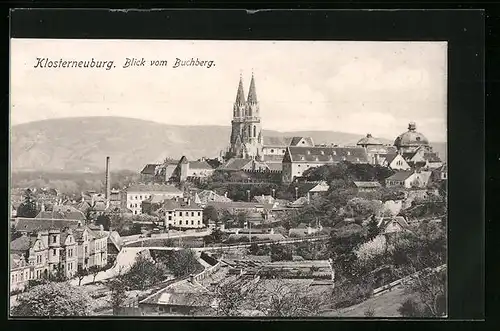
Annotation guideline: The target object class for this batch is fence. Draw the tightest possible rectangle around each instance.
[192,260,222,283]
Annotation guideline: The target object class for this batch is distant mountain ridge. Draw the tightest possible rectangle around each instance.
[11,117,447,172]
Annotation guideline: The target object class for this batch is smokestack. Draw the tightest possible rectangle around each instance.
[105,156,111,206]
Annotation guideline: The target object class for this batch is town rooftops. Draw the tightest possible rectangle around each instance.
[206,201,269,210]
[385,171,414,182]
[196,190,232,203]
[263,136,294,147]
[36,205,86,221]
[143,194,168,204]
[353,181,382,189]
[285,146,369,163]
[163,198,203,211]
[15,218,83,233]
[11,235,35,253]
[384,153,399,164]
[126,184,183,194]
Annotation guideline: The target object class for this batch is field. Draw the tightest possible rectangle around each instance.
[320,286,416,317]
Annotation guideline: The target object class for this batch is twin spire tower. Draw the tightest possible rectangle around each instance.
[228,73,263,160]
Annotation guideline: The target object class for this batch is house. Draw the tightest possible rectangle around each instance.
[433,163,448,181]
[403,146,443,169]
[142,194,169,215]
[282,146,369,183]
[377,216,410,234]
[140,163,162,182]
[384,153,411,171]
[139,276,216,316]
[163,197,204,229]
[15,218,83,234]
[173,156,215,183]
[10,253,31,292]
[385,170,432,189]
[125,184,184,215]
[11,227,79,283]
[353,181,382,193]
[287,196,310,208]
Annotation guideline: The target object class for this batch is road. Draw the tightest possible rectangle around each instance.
[122,230,211,246]
[69,235,327,286]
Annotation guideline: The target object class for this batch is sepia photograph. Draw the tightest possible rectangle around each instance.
[9,38,448,318]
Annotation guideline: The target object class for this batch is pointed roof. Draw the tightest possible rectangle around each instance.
[247,73,258,104]
[235,74,246,106]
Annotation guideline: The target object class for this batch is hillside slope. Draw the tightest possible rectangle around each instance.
[10,117,446,172]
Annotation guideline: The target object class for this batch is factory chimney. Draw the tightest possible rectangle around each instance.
[105,156,111,208]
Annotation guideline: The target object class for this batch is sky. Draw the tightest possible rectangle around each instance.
[10,39,447,142]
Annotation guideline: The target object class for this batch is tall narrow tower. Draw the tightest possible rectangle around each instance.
[242,72,263,159]
[228,74,247,158]
[105,156,111,208]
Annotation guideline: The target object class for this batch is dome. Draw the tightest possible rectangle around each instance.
[394,122,429,148]
[357,133,383,146]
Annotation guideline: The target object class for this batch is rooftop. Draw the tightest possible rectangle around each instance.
[126,184,183,194]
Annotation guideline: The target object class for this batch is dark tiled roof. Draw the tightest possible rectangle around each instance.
[266,162,283,172]
[126,184,183,193]
[218,158,252,171]
[384,153,399,164]
[163,198,203,211]
[287,146,369,163]
[262,154,285,162]
[141,164,161,175]
[263,136,293,147]
[15,218,82,233]
[353,181,382,188]
[189,161,214,170]
[37,205,86,221]
[385,171,414,182]
[206,201,267,210]
[290,136,314,146]
[11,236,34,253]
[424,152,442,163]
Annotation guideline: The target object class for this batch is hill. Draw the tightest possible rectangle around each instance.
[10,117,447,172]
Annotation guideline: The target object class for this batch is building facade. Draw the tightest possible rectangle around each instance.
[282,146,370,183]
[162,198,204,229]
[125,184,184,215]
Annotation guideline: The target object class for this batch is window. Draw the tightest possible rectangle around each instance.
[191,220,194,225]
[197,212,201,216]
[168,211,172,214]
[179,212,183,216]
[168,216,172,221]
[271,149,274,153]
[84,247,87,254]
[198,220,201,225]
[52,236,57,243]
[179,220,182,225]
[140,195,142,199]
[53,249,57,256]
[191,212,194,217]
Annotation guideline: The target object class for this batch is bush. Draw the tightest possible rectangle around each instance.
[270,244,293,262]
[11,282,94,316]
[122,254,168,290]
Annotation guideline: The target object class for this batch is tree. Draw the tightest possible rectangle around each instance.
[17,189,38,218]
[167,249,201,278]
[76,266,89,286]
[123,254,168,290]
[11,282,94,316]
[270,244,293,262]
[96,214,111,230]
[204,228,227,245]
[366,215,380,241]
[109,277,128,315]
[203,205,219,226]
[88,265,102,283]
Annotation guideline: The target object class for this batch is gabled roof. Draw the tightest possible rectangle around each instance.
[353,181,382,188]
[384,153,399,164]
[385,171,414,182]
[424,152,442,163]
[197,190,232,203]
[377,216,410,230]
[263,136,294,147]
[266,162,283,172]
[189,161,214,170]
[126,184,183,194]
[206,201,268,210]
[11,235,35,253]
[290,136,314,146]
[289,196,309,207]
[357,134,384,146]
[286,146,369,163]
[143,194,167,204]
[141,164,161,175]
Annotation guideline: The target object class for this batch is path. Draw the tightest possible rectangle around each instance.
[122,230,211,246]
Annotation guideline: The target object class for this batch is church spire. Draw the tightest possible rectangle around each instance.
[235,73,246,106]
[247,71,258,104]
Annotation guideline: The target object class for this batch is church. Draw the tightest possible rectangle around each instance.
[223,74,320,172]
